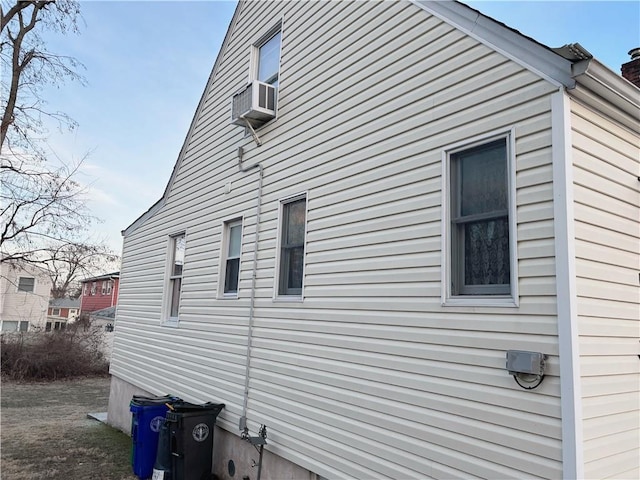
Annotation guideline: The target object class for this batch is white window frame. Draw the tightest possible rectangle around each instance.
[52,308,61,316]
[17,276,35,293]
[101,281,107,295]
[90,282,96,296]
[83,284,88,296]
[250,22,283,87]
[106,281,112,295]
[218,217,244,299]
[163,232,186,326]
[441,129,519,307]
[274,192,308,301]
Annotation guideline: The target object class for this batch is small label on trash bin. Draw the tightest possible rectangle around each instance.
[151,468,165,480]
[150,416,164,433]
[192,423,210,442]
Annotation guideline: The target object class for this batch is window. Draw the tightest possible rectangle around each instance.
[278,196,307,297]
[257,30,281,86]
[90,282,96,296]
[221,219,243,296]
[106,281,112,295]
[45,322,52,332]
[83,284,88,296]
[19,321,28,332]
[17,277,35,292]
[101,281,107,295]
[52,308,60,316]
[166,233,186,322]
[445,134,516,303]
[2,321,18,332]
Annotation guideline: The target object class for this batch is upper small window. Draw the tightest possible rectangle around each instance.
[278,196,307,297]
[101,281,107,295]
[167,233,186,322]
[447,136,513,299]
[106,281,112,295]
[257,30,281,86]
[221,219,243,296]
[52,308,61,316]
[90,282,97,296]
[17,277,35,292]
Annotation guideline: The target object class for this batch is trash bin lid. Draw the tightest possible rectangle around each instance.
[130,394,179,407]
[170,401,225,414]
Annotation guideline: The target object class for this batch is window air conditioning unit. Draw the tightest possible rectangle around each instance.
[231,80,276,126]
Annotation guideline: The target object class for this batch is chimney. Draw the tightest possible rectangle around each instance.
[621,48,640,87]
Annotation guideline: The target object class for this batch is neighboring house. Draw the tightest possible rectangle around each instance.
[89,306,116,332]
[90,306,117,362]
[0,260,53,332]
[79,272,119,315]
[108,2,640,480]
[46,297,81,331]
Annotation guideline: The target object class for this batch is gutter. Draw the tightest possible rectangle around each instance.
[556,44,640,134]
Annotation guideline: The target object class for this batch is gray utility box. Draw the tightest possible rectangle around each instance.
[506,350,546,376]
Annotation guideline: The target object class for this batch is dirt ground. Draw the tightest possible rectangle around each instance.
[1,375,137,480]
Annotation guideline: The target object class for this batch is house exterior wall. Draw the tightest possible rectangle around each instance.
[0,261,52,330]
[112,2,565,478]
[80,278,119,314]
[569,97,640,479]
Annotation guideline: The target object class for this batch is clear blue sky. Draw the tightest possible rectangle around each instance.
[41,0,639,254]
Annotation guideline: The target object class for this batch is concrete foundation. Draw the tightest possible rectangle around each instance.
[107,374,316,480]
[107,374,155,434]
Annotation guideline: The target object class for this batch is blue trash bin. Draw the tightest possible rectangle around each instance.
[130,395,178,480]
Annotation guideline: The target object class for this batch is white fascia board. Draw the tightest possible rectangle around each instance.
[412,0,575,88]
[551,89,584,480]
[121,198,163,237]
[571,59,640,134]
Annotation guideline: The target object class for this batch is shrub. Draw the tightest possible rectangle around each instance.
[1,324,109,381]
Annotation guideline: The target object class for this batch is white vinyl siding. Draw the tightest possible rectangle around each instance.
[112,2,563,479]
[570,99,640,480]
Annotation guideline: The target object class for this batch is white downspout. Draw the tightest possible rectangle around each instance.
[237,146,264,429]
[551,88,584,480]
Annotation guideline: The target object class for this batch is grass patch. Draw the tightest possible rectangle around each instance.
[1,376,137,480]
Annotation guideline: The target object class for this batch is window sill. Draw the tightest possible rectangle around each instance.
[442,296,519,308]
[273,296,304,303]
[162,319,180,328]
[218,293,239,300]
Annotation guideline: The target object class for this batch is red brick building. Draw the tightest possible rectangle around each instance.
[79,272,120,315]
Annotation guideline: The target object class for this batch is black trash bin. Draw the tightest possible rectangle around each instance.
[164,401,225,480]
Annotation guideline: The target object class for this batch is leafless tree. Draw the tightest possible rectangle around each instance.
[47,242,119,299]
[1,0,84,154]
[1,1,119,285]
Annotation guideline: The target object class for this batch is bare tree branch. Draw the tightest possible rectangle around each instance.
[0,2,119,293]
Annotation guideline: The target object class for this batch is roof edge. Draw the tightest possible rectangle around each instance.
[412,0,576,88]
[122,1,243,238]
[571,58,640,132]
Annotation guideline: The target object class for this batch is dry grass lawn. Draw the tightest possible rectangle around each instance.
[1,376,137,480]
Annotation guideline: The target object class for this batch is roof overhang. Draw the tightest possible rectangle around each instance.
[414,1,640,132]
[412,0,576,88]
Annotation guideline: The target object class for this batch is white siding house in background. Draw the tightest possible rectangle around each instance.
[0,260,52,331]
[107,1,639,479]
